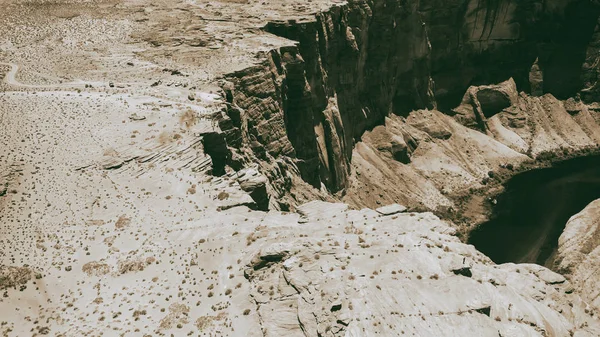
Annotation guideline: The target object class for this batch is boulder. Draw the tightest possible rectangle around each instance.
[376,203,407,215]
[363,125,413,163]
[452,78,519,131]
[236,167,269,211]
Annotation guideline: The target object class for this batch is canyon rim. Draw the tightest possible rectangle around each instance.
[1,0,600,336]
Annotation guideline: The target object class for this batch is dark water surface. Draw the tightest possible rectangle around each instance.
[468,156,600,267]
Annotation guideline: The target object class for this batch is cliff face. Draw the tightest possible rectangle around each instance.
[220,0,600,205]
[222,0,435,196]
[582,11,600,102]
[426,0,600,104]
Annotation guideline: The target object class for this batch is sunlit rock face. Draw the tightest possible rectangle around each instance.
[555,198,600,312]
[240,202,599,337]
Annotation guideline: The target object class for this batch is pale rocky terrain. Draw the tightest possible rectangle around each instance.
[555,199,600,313]
[1,0,600,336]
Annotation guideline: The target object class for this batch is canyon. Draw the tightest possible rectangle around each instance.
[469,155,600,266]
[1,0,600,336]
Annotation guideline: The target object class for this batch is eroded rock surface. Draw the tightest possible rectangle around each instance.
[3,198,599,336]
[241,202,599,336]
[1,0,600,336]
[342,82,600,228]
[555,199,600,312]
[219,0,600,203]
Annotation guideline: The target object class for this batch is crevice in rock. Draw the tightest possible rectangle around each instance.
[468,155,600,267]
[201,132,230,176]
[476,89,511,118]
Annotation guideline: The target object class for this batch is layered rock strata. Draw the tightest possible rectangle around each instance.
[219,0,600,214]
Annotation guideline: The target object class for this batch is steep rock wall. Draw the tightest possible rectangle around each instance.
[221,0,435,196]
[220,0,600,207]
[425,0,600,106]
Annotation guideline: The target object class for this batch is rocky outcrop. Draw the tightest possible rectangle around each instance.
[218,0,600,209]
[529,58,544,97]
[344,108,530,217]
[240,201,600,336]
[555,198,600,311]
[221,0,436,195]
[236,166,270,211]
[487,93,600,158]
[452,78,519,131]
[340,83,600,228]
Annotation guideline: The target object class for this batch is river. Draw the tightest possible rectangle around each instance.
[468,156,600,267]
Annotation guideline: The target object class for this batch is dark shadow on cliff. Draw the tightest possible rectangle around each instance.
[434,0,600,111]
[468,155,600,267]
[534,1,600,99]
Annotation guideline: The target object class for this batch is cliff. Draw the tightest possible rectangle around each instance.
[4,0,600,335]
[220,0,600,212]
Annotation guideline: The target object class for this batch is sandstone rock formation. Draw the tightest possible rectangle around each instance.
[555,199,600,312]
[2,0,600,336]
[453,78,520,131]
[220,0,600,204]
[241,202,599,336]
[341,81,600,229]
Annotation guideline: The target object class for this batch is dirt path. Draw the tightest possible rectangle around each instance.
[0,62,20,86]
[0,61,141,90]
[0,62,84,89]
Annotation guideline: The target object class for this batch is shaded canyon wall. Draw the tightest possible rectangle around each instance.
[218,0,600,208]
